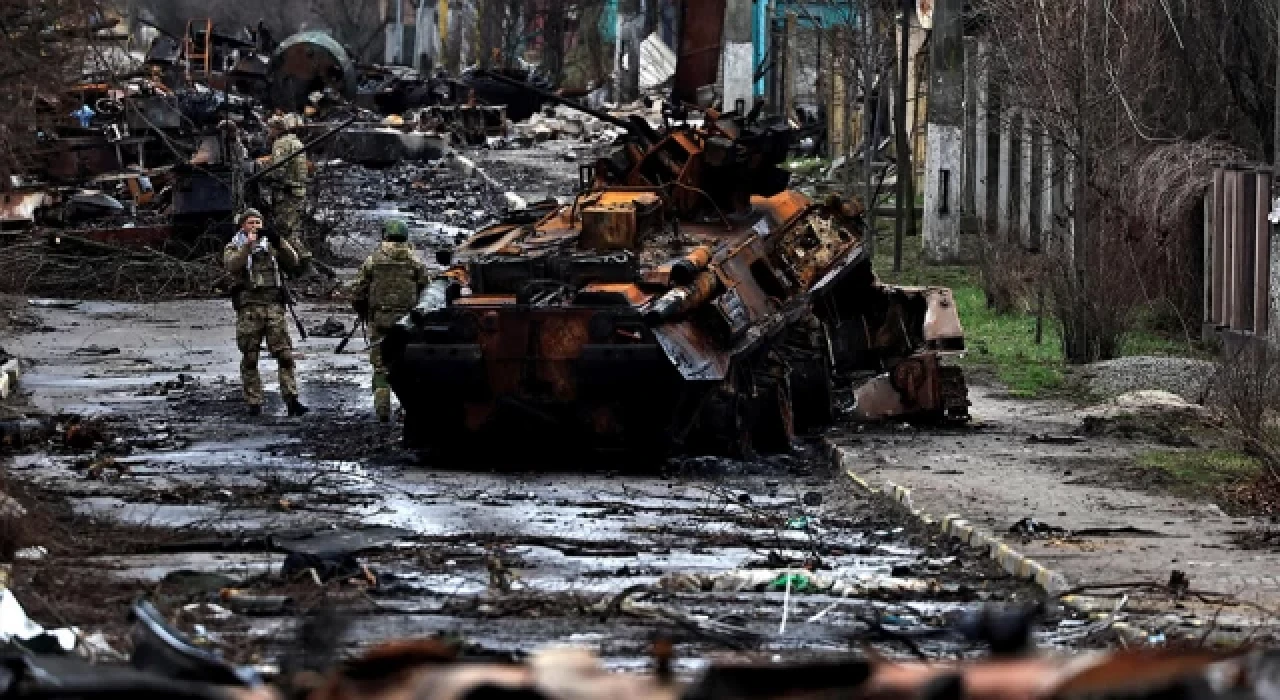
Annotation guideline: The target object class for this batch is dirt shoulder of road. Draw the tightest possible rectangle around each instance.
[826,385,1280,619]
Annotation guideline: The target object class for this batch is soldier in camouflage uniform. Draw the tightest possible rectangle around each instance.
[350,219,429,422]
[223,209,310,417]
[263,115,313,275]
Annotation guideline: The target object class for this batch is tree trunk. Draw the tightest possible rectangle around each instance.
[893,0,912,272]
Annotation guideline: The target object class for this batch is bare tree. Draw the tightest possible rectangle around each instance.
[975,0,1271,362]
[0,0,110,187]
[310,0,387,63]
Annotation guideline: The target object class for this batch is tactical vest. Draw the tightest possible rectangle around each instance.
[246,248,282,291]
[369,259,419,312]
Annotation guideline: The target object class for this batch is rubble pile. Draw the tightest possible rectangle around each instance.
[0,17,599,300]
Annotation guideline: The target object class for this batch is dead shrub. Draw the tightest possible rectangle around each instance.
[1206,342,1280,484]
[978,233,1039,314]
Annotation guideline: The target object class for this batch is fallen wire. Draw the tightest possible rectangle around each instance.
[1059,581,1280,621]
[854,612,930,661]
[1045,594,1129,646]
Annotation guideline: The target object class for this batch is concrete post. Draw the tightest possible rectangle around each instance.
[922,0,965,262]
[973,42,990,231]
[1019,117,1034,250]
[1040,132,1053,252]
[722,0,754,113]
[962,37,979,218]
[997,108,1013,242]
[392,0,405,64]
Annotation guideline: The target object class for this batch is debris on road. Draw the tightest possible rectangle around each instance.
[384,76,970,458]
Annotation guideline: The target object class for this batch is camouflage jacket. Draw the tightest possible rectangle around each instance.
[223,233,301,306]
[267,133,308,197]
[351,241,429,316]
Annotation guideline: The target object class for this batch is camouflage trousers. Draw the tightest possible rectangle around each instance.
[368,312,402,391]
[272,193,312,270]
[235,303,297,405]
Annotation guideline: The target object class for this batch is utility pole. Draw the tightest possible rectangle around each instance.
[394,0,404,64]
[893,0,913,272]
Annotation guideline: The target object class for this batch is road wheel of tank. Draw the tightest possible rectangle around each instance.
[401,404,429,449]
[401,399,465,453]
[786,319,836,434]
[751,355,795,454]
[687,369,755,458]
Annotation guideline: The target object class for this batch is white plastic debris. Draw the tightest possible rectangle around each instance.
[0,589,78,652]
[14,546,47,561]
[78,631,126,662]
[182,602,233,620]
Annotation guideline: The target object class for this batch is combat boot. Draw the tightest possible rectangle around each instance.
[285,396,309,417]
[374,388,392,423]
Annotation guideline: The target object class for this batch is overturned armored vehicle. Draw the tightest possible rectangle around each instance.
[381,96,967,458]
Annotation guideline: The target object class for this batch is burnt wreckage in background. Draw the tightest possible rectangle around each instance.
[382,76,969,458]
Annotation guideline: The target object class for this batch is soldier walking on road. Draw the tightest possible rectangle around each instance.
[261,114,313,275]
[350,219,428,422]
[223,209,310,417]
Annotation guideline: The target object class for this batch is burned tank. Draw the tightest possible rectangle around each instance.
[381,83,968,458]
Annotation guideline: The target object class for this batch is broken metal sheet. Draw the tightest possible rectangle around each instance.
[271,526,415,556]
[270,31,357,111]
[0,589,78,653]
[318,127,448,165]
[63,225,173,248]
[0,192,51,227]
[853,373,907,421]
[921,287,966,352]
[652,321,729,381]
[124,95,183,131]
[639,32,677,90]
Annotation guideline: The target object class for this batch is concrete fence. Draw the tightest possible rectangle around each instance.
[925,38,1074,263]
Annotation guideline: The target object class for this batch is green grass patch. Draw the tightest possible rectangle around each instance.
[862,229,1210,397]
[1136,449,1262,496]
[953,286,1065,396]
[869,230,1064,396]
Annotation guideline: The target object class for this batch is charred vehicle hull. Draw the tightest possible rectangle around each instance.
[382,90,968,458]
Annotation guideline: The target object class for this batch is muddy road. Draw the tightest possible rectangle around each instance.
[0,293,1066,670]
[0,146,1075,669]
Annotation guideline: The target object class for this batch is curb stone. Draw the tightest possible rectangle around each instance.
[824,438,1072,595]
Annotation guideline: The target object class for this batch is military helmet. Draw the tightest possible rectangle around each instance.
[383,218,409,242]
[266,114,288,131]
[238,208,263,225]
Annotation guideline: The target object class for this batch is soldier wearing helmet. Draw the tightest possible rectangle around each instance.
[223,208,309,417]
[261,113,313,275]
[350,219,429,422]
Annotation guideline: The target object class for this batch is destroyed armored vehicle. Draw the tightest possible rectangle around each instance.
[381,83,968,458]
